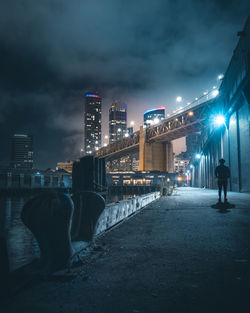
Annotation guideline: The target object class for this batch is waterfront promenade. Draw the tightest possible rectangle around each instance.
[2,187,250,313]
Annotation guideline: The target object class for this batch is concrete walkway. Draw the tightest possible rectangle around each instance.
[2,188,250,313]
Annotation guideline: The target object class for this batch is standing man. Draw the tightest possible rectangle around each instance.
[215,159,230,203]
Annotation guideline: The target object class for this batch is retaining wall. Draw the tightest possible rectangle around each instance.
[95,192,160,236]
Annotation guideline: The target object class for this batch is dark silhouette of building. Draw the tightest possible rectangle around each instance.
[10,134,33,169]
[84,93,102,154]
[144,107,165,127]
[109,102,127,143]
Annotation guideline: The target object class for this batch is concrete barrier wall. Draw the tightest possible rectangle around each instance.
[95,192,160,236]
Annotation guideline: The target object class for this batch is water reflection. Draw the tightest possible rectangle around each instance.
[0,192,143,271]
[0,196,40,272]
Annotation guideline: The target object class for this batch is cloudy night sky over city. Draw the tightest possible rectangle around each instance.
[0,0,249,169]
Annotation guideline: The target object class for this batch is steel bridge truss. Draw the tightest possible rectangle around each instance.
[95,98,215,159]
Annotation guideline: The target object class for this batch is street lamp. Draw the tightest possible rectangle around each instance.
[214,115,225,127]
[218,74,224,80]
[212,89,219,97]
[195,153,201,159]
[176,96,182,102]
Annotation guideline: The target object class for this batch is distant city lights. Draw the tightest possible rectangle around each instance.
[176,96,182,102]
[218,74,224,80]
[153,118,160,124]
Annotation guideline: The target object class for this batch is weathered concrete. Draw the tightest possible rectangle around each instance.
[95,192,160,236]
[2,188,250,313]
[139,126,174,172]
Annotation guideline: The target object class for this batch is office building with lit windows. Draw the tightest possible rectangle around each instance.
[84,93,102,154]
[10,134,33,169]
[143,107,165,127]
[109,102,127,143]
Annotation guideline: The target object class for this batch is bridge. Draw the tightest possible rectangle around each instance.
[95,16,250,193]
[95,95,218,172]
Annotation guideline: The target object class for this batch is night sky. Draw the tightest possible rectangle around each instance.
[0,1,249,169]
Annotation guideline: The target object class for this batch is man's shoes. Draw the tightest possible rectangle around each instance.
[216,199,222,205]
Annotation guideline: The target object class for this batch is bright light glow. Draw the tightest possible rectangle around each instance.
[167,114,170,117]
[154,118,160,124]
[195,153,201,159]
[85,93,100,98]
[167,178,170,182]
[104,135,108,139]
[213,86,217,89]
[190,165,194,169]
[218,74,224,80]
[117,128,121,132]
[187,102,191,105]
[95,147,99,151]
[212,89,219,97]
[130,121,135,126]
[176,96,182,102]
[80,148,84,152]
[95,140,98,144]
[214,115,225,126]
[104,143,107,147]
[124,133,129,137]
[144,107,165,115]
[177,176,182,182]
[188,111,194,117]
[203,91,208,95]
[195,97,198,101]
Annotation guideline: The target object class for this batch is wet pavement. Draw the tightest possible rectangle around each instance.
[2,187,250,313]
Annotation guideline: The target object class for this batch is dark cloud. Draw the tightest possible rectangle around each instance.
[0,0,249,167]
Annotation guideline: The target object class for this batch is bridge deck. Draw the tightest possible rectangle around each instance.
[3,188,250,313]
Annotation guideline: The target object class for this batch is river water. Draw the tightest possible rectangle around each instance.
[0,192,139,272]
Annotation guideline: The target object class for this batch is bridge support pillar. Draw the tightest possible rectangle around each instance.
[139,126,174,172]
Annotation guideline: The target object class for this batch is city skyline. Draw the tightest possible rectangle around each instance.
[0,1,249,168]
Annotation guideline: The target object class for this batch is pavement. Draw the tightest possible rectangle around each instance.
[2,187,250,313]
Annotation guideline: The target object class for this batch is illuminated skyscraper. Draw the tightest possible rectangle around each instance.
[10,134,33,169]
[144,107,165,126]
[84,93,102,154]
[109,102,127,143]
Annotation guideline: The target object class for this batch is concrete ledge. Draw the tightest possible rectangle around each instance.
[95,192,160,236]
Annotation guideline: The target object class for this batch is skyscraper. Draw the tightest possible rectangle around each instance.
[109,102,127,143]
[84,93,102,154]
[10,134,33,169]
[144,107,165,127]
